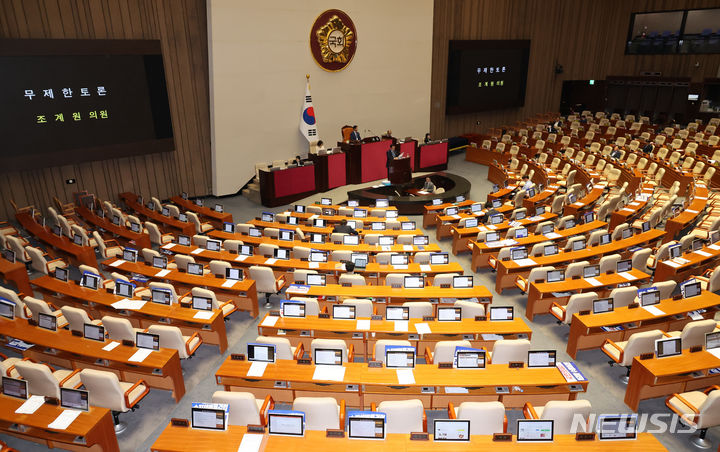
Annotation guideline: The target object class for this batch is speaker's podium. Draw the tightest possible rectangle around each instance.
[388,156,412,184]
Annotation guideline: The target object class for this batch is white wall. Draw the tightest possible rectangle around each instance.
[208,0,434,196]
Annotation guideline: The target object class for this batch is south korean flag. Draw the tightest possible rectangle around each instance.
[299,78,319,142]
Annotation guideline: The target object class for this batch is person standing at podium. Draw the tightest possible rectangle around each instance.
[350,125,361,141]
[386,144,400,179]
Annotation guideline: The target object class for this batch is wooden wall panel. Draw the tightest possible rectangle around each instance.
[0,0,210,221]
[431,0,720,139]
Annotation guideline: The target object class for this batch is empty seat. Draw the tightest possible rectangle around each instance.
[14,361,82,398]
[79,368,149,433]
[375,399,425,433]
[212,391,274,426]
[147,324,202,359]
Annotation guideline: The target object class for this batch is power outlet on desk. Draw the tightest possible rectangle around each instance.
[352,332,363,339]
[345,384,359,392]
[462,334,474,340]
[66,178,76,185]
[300,330,311,337]
[421,386,435,394]
[73,436,87,445]
[408,334,419,340]
[569,384,583,392]
[274,381,288,388]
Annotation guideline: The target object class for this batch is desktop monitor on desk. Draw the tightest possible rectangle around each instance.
[597,414,638,441]
[599,234,612,246]
[343,235,359,246]
[464,218,479,228]
[528,350,556,368]
[348,412,386,440]
[187,263,204,276]
[681,280,701,299]
[320,198,332,206]
[434,419,471,442]
[385,346,416,368]
[639,288,660,306]
[401,221,416,231]
[348,200,359,207]
[583,211,594,224]
[354,209,367,218]
[492,199,502,209]
[178,213,188,223]
[371,222,385,231]
[430,253,449,265]
[192,296,213,311]
[191,405,227,431]
[515,210,527,220]
[668,244,682,259]
[485,232,500,243]
[80,272,101,290]
[152,256,168,269]
[294,205,306,213]
[54,267,69,282]
[268,410,305,437]
[313,348,343,366]
[454,348,485,368]
[279,230,294,241]
[261,212,274,222]
[390,254,408,266]
[438,307,462,321]
[546,269,564,283]
[453,275,473,288]
[386,210,399,219]
[490,214,504,225]
[536,205,546,216]
[617,259,632,273]
[350,253,368,269]
[83,323,105,342]
[222,222,235,234]
[178,235,191,246]
[489,306,514,321]
[123,248,138,263]
[572,238,586,251]
[456,195,465,203]
[248,227,262,237]
[1,376,27,399]
[333,304,356,319]
[37,312,57,332]
[583,265,600,278]
[306,274,326,286]
[655,337,682,358]
[511,247,528,260]
[541,224,554,235]
[206,239,222,251]
[274,248,290,260]
[621,228,633,239]
[386,306,409,320]
[214,204,224,213]
[404,275,424,288]
[593,297,614,314]
[72,234,83,246]
[544,244,558,256]
[432,199,443,206]
[706,331,720,350]
[446,207,459,216]
[515,227,528,239]
[287,216,298,226]
[248,343,276,363]
[0,299,14,320]
[414,235,429,246]
[564,219,576,229]
[136,332,160,350]
[151,288,172,305]
[376,199,389,208]
[1,249,15,263]
[471,203,483,213]
[517,419,554,443]
[281,301,305,318]
[310,251,328,263]
[225,267,243,281]
[239,245,254,256]
[61,387,89,412]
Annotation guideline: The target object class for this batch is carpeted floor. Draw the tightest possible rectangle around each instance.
[1,151,712,451]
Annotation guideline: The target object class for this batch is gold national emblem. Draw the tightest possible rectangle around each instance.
[310,10,357,72]
[316,15,354,63]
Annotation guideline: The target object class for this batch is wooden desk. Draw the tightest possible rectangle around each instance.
[257,314,532,359]
[286,283,491,304]
[563,184,606,217]
[495,229,665,293]
[341,139,394,184]
[523,183,560,210]
[0,257,32,295]
[152,425,665,452]
[248,219,421,237]
[566,291,720,359]
[422,200,476,228]
[0,394,119,452]
[15,212,98,268]
[309,203,398,212]
[416,141,448,172]
[170,196,233,227]
[450,212,558,256]
[102,258,259,318]
[207,231,440,254]
[626,349,720,411]
[526,269,651,321]
[0,317,185,401]
[259,164,318,207]
[664,183,708,242]
[434,204,513,240]
[31,275,228,353]
[119,192,196,236]
[655,243,720,283]
[215,359,587,409]
[608,186,655,230]
[75,205,152,250]
[469,220,608,271]
[160,243,463,285]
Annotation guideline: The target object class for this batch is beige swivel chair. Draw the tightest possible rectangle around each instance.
[14,361,82,399]
[448,401,506,434]
[249,266,285,308]
[141,248,177,269]
[0,353,24,378]
[342,299,374,318]
[255,335,303,360]
[212,391,274,426]
[192,234,208,248]
[6,236,31,264]
[373,340,412,364]
[61,306,102,332]
[222,239,243,254]
[432,273,460,287]
[0,287,29,319]
[375,253,392,265]
[424,340,471,365]
[292,246,311,260]
[292,397,345,431]
[135,282,181,304]
[186,212,213,234]
[523,400,593,434]
[516,266,555,293]
[26,246,67,275]
[374,399,425,433]
[608,286,637,308]
[288,297,320,316]
[665,319,717,349]
[551,292,597,325]
[257,243,278,257]
[666,386,720,448]
[23,296,67,327]
[599,254,621,273]
[454,299,485,318]
[80,368,149,433]
[488,339,531,364]
[384,273,410,288]
[91,231,123,258]
[101,316,144,343]
[207,260,231,278]
[144,221,173,246]
[402,301,433,319]
[602,329,663,383]
[174,254,209,275]
[292,269,318,284]
[331,250,352,262]
[695,265,720,293]
[338,273,366,286]
[180,287,236,318]
[147,324,202,359]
